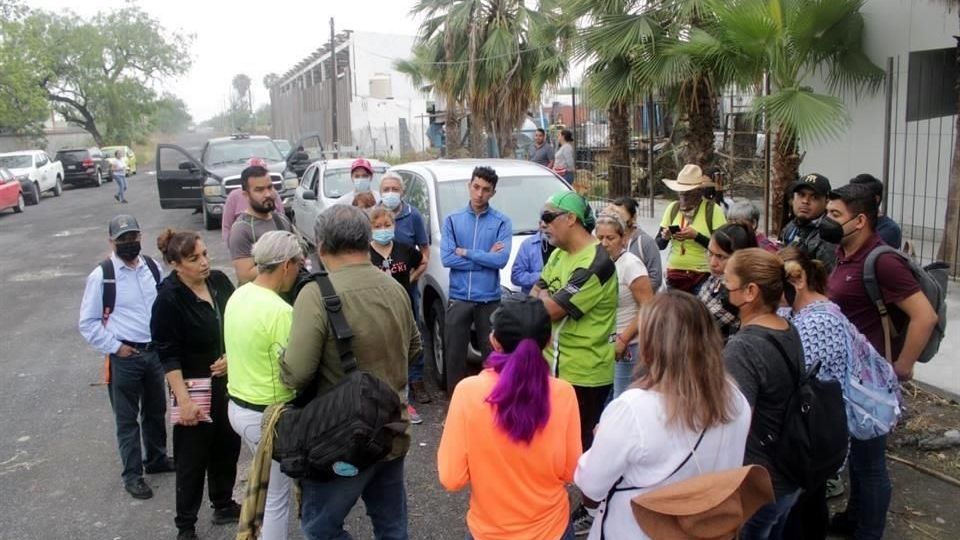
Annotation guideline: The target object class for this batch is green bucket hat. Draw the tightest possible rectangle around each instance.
[546,191,595,232]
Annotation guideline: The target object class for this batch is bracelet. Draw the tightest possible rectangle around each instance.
[616,334,627,345]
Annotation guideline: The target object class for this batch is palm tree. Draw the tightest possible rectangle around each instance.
[670,0,884,232]
[400,0,570,158]
[232,73,252,113]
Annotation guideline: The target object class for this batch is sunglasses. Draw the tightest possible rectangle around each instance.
[540,210,566,224]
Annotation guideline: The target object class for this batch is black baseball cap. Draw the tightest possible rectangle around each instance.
[491,296,552,352]
[791,173,831,197]
[108,214,141,239]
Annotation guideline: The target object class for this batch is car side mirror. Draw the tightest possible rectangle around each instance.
[302,189,316,200]
[178,161,199,172]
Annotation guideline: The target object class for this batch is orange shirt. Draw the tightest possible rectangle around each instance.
[437,369,582,540]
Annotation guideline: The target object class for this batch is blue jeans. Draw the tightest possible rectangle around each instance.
[114,173,127,200]
[741,488,801,540]
[300,456,408,540]
[466,521,574,540]
[408,286,425,384]
[612,343,639,400]
[844,435,891,540]
[108,350,168,483]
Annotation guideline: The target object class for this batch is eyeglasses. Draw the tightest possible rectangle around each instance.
[540,211,566,224]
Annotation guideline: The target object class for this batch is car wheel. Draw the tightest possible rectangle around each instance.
[94,169,103,187]
[427,298,448,392]
[53,176,63,196]
[13,193,24,213]
[202,204,220,230]
[26,182,40,205]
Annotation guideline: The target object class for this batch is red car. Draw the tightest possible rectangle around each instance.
[0,167,25,214]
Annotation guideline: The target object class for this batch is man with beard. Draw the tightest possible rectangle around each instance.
[79,214,173,500]
[229,165,294,284]
[780,173,838,272]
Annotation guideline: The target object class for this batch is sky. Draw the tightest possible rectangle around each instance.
[25,0,424,121]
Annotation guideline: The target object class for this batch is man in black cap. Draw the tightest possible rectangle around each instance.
[780,173,838,272]
[79,214,173,500]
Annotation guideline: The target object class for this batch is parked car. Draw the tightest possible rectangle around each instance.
[291,158,390,242]
[0,167,25,214]
[273,139,292,156]
[102,145,137,176]
[0,150,64,204]
[155,133,300,230]
[55,147,111,187]
[386,159,571,390]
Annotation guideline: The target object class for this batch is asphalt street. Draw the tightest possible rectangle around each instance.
[0,154,466,539]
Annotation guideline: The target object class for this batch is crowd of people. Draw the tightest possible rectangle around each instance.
[77,157,938,540]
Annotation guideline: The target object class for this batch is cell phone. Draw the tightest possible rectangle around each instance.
[669,225,681,233]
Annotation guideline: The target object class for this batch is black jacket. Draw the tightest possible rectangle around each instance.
[151,270,235,379]
[780,217,838,273]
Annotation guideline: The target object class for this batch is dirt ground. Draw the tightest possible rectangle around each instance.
[826,382,960,539]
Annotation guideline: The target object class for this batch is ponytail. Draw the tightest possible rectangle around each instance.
[485,338,551,444]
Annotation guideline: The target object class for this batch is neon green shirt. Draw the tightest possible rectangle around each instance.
[224,282,295,405]
[659,199,726,272]
[539,242,618,387]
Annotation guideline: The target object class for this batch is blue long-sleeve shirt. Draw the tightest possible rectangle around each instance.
[79,254,160,355]
[511,232,546,294]
[441,204,512,302]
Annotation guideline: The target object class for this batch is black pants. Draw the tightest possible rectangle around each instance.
[173,377,241,530]
[574,384,612,451]
[444,299,499,393]
[783,482,828,540]
[108,351,168,483]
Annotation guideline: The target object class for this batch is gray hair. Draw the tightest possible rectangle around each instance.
[380,171,404,190]
[251,230,302,273]
[727,201,761,225]
[595,211,626,236]
[314,204,372,255]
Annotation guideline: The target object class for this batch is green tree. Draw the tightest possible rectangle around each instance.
[1,5,191,145]
[232,73,252,114]
[263,72,279,91]
[670,0,883,231]
[0,1,47,135]
[150,94,192,135]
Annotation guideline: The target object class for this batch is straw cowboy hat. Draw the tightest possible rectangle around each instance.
[662,164,716,192]
[631,465,775,540]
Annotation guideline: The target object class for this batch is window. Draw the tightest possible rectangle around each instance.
[907,48,956,122]
[36,153,48,166]
[322,167,387,198]
[301,166,319,192]
[0,155,32,168]
[401,171,431,232]
[437,174,569,234]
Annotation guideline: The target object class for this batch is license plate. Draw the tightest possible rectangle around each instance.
[67,165,76,170]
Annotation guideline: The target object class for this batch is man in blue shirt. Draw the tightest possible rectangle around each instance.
[79,215,172,500]
[379,171,432,405]
[441,166,512,392]
[511,227,554,294]
[850,173,902,249]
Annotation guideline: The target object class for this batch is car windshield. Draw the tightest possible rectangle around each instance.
[204,139,284,166]
[437,174,570,235]
[0,155,32,168]
[55,150,88,162]
[323,167,388,198]
[274,140,292,155]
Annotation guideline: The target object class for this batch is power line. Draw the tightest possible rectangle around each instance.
[357,43,554,67]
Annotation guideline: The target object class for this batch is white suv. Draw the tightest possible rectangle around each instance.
[0,150,64,204]
[389,159,571,390]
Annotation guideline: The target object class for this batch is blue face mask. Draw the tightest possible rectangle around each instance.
[354,177,372,193]
[381,192,402,210]
[372,228,395,245]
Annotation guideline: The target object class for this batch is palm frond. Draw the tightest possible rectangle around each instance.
[753,86,848,144]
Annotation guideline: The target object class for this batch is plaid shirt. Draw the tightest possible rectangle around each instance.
[697,275,740,339]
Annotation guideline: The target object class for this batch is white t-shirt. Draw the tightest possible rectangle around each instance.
[614,251,648,341]
[574,383,752,540]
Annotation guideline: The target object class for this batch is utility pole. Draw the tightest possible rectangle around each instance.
[330,17,339,158]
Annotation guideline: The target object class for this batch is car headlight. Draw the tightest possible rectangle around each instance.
[283,178,298,189]
[203,185,224,197]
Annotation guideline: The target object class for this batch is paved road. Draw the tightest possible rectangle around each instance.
[0,163,465,539]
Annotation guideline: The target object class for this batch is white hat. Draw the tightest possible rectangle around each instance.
[662,164,716,192]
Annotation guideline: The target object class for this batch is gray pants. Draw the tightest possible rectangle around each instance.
[444,299,499,393]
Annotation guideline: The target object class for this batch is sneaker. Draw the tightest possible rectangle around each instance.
[571,505,594,536]
[145,456,175,474]
[176,528,198,540]
[410,380,432,404]
[114,194,119,202]
[124,478,154,500]
[407,404,423,425]
[825,474,845,499]
[211,500,242,525]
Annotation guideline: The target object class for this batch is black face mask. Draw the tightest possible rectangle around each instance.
[784,282,798,307]
[719,286,741,318]
[818,216,855,244]
[115,241,142,262]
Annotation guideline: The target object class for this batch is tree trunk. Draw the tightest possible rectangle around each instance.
[467,116,484,158]
[771,127,800,236]
[684,76,716,168]
[937,33,960,275]
[608,101,631,198]
[444,101,461,157]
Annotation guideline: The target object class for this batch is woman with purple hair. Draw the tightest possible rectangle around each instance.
[438,297,582,540]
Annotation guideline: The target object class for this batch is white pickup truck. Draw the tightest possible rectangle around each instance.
[0,150,64,205]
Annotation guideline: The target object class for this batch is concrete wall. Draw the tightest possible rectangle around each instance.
[0,127,93,155]
[348,32,422,102]
[803,0,956,236]
[349,96,429,157]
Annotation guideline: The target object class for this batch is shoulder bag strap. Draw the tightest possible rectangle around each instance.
[863,245,900,362]
[312,272,358,374]
[760,332,803,388]
[142,255,161,285]
[99,259,115,325]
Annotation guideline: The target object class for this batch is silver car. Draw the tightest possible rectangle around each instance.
[291,158,390,243]
[388,159,572,391]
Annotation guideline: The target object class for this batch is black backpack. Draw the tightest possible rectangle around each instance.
[863,246,948,363]
[99,256,161,324]
[273,272,407,481]
[760,334,848,491]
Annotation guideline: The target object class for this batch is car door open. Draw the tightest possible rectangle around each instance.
[156,144,208,209]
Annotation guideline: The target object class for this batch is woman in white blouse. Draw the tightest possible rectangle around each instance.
[574,291,752,540]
